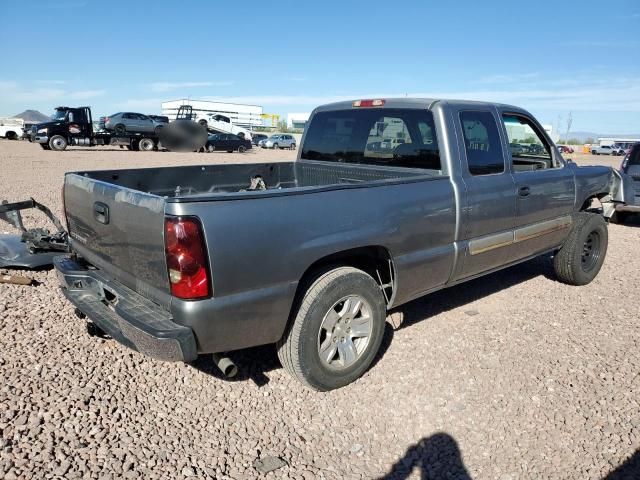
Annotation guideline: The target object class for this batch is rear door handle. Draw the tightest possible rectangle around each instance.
[518,186,531,197]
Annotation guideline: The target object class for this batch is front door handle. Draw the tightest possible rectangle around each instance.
[518,186,531,197]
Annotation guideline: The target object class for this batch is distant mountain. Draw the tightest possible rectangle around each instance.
[13,110,50,123]
[565,131,640,142]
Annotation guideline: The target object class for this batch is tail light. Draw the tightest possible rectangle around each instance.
[164,217,210,299]
[353,99,385,107]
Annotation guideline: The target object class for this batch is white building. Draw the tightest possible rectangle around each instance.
[161,99,263,130]
[598,137,640,148]
[287,112,310,130]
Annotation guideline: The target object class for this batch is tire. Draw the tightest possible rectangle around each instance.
[199,120,208,129]
[207,144,215,152]
[138,138,154,151]
[591,150,597,155]
[290,143,296,150]
[40,143,50,150]
[272,143,279,150]
[553,212,608,286]
[277,267,386,391]
[5,131,17,140]
[238,145,246,153]
[114,124,126,135]
[130,139,140,151]
[612,211,631,224]
[48,135,68,151]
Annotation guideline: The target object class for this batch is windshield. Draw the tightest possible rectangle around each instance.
[301,108,442,171]
[51,110,67,121]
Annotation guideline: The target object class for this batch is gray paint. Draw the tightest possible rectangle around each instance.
[59,98,624,356]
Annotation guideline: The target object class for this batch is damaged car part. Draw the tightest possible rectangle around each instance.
[0,198,68,268]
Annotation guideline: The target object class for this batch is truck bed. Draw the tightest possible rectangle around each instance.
[78,160,435,200]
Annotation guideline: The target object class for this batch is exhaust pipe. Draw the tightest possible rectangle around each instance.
[212,353,238,378]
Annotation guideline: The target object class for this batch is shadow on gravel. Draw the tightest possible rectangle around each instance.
[603,449,640,479]
[388,255,555,331]
[378,432,471,479]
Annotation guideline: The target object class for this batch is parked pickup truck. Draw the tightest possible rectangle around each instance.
[55,98,634,390]
[591,144,626,156]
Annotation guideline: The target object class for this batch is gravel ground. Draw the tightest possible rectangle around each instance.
[1,139,639,479]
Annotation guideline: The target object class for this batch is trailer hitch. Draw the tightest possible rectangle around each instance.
[0,198,69,269]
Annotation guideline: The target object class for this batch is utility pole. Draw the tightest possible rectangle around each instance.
[565,112,573,144]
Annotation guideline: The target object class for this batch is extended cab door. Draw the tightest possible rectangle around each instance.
[451,107,519,279]
[498,111,575,258]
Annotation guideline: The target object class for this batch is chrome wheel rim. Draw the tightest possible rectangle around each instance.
[317,295,373,370]
[52,137,65,149]
[581,231,601,272]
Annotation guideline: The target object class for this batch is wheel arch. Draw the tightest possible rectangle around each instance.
[291,246,396,317]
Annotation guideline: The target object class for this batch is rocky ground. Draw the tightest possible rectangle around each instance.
[0,140,638,479]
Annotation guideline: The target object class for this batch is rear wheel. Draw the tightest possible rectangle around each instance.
[6,131,17,140]
[207,144,215,152]
[114,124,126,135]
[591,150,597,155]
[138,138,155,151]
[290,143,296,150]
[238,145,246,153]
[272,143,279,150]
[49,135,68,151]
[553,213,608,286]
[277,267,386,391]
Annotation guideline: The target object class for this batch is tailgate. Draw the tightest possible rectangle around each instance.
[64,174,170,308]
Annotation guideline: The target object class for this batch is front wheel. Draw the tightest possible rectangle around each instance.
[49,135,68,151]
[277,267,386,391]
[553,213,608,286]
[138,138,155,151]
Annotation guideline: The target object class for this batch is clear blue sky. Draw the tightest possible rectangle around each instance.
[1,0,639,134]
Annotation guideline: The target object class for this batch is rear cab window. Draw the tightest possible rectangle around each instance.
[301,108,442,172]
[459,111,505,175]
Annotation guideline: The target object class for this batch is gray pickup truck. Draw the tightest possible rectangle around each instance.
[55,98,634,390]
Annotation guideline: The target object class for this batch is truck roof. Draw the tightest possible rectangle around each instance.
[313,97,522,113]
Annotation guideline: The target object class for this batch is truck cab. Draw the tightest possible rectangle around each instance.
[31,106,94,150]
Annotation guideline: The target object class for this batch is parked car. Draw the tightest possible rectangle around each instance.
[251,134,268,146]
[149,115,169,125]
[0,122,23,140]
[204,133,252,153]
[557,145,574,154]
[55,98,632,391]
[591,145,625,156]
[510,143,526,155]
[101,112,164,135]
[263,134,296,149]
[615,143,640,222]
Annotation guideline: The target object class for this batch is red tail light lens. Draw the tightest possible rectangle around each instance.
[164,217,210,299]
[352,99,385,108]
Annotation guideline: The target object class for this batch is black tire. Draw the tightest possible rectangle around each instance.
[130,139,140,151]
[290,143,296,150]
[272,143,279,150]
[611,211,631,224]
[553,213,608,286]
[138,138,155,151]
[277,267,386,391]
[48,135,68,151]
[40,143,50,150]
[591,150,597,155]
[114,124,126,135]
[199,120,208,129]
[238,145,246,153]
[6,131,17,140]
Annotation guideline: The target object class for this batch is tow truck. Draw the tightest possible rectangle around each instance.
[30,106,161,151]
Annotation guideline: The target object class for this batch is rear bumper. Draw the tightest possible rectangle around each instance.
[54,255,197,362]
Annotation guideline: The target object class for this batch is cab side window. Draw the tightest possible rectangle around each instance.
[502,114,558,171]
[460,111,504,175]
